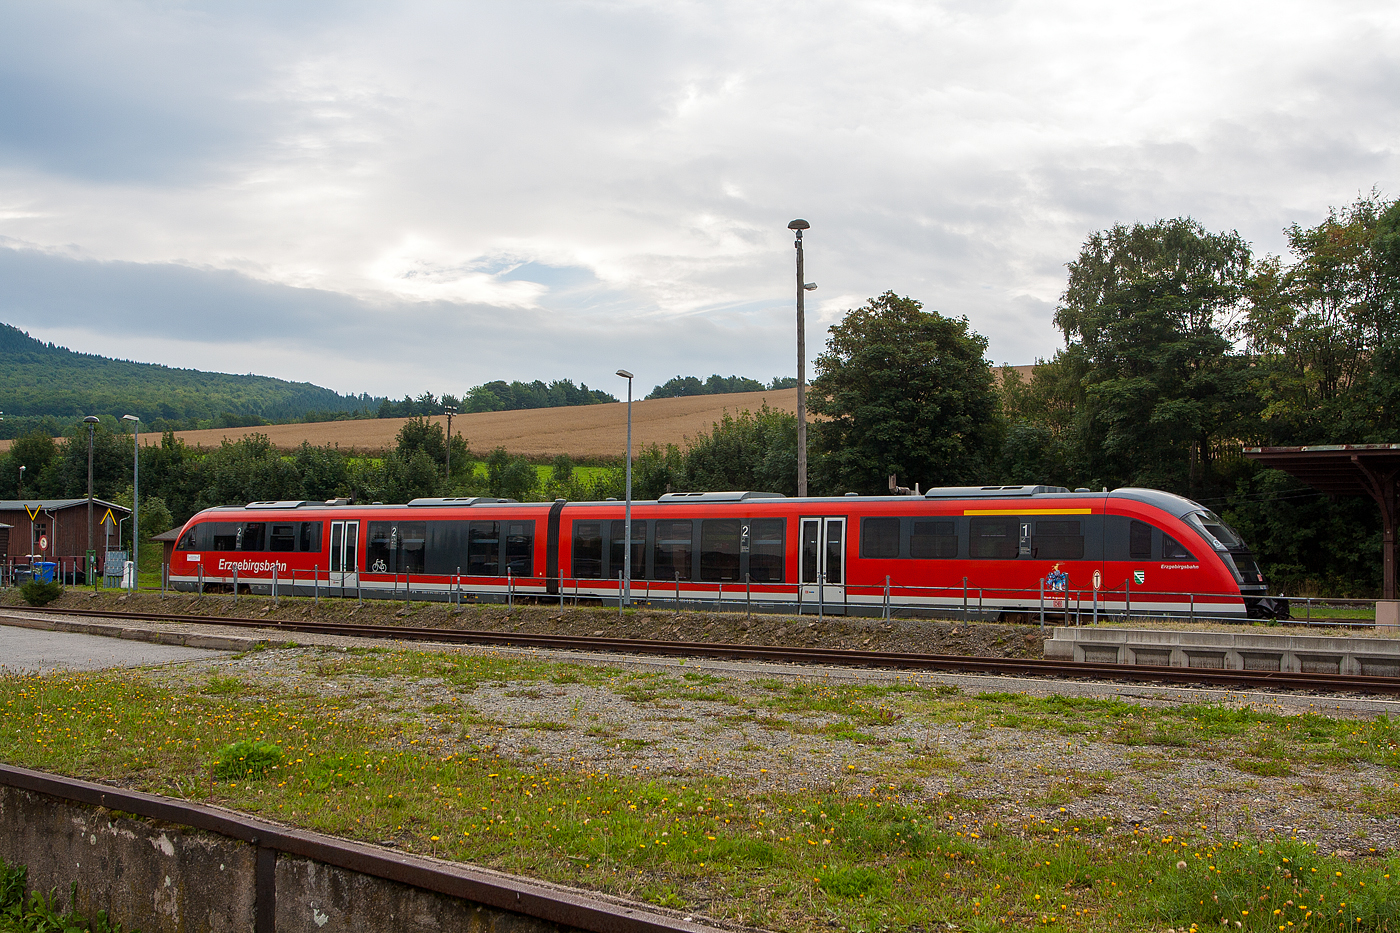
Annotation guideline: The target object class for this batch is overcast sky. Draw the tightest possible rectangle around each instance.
[1,1,1396,400]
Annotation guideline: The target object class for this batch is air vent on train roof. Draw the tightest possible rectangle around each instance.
[656,491,787,503]
[406,496,517,507]
[921,485,1070,498]
[245,500,315,509]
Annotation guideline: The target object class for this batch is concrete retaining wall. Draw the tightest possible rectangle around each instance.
[1043,626,1400,676]
[0,769,708,933]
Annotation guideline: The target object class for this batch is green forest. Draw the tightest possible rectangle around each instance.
[0,323,381,438]
[2,192,1395,596]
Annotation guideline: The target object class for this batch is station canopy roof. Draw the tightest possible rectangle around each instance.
[1244,444,1398,600]
[1242,444,1400,497]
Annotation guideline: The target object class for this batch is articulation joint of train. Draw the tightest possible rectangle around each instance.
[169,485,1286,622]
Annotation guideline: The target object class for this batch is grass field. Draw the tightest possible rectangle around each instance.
[1,632,1397,931]
[0,390,801,459]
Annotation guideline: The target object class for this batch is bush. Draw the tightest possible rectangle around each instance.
[18,580,63,607]
[213,740,283,779]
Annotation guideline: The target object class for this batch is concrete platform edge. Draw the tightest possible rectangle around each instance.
[0,612,285,654]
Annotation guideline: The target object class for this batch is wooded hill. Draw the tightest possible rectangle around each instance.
[0,323,380,438]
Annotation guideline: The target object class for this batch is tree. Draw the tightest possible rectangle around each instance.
[396,417,447,467]
[485,447,537,501]
[1053,217,1256,493]
[678,405,798,496]
[1244,192,1400,443]
[809,292,1001,494]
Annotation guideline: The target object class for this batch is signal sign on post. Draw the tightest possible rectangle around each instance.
[38,535,47,551]
[1092,569,1102,590]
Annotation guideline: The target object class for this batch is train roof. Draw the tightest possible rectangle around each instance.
[190,485,1212,516]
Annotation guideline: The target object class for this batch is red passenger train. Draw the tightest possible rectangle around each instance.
[170,485,1286,619]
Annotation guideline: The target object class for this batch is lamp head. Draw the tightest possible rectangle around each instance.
[787,219,810,230]
[83,415,99,424]
[616,369,634,379]
[122,414,139,423]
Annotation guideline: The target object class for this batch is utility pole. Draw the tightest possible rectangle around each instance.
[788,219,815,497]
[443,405,458,483]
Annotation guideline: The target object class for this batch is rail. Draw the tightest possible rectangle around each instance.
[5,605,1400,695]
[0,763,718,933]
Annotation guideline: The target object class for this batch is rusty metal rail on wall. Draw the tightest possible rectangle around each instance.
[0,763,717,933]
[7,605,1400,695]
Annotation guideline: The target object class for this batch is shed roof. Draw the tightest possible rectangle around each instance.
[0,499,131,513]
[150,527,185,542]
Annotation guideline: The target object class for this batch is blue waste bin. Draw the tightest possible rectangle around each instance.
[34,562,57,584]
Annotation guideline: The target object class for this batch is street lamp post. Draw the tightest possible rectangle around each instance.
[83,416,99,581]
[17,465,24,499]
[788,220,816,497]
[122,414,140,591]
[442,406,458,484]
[616,369,634,607]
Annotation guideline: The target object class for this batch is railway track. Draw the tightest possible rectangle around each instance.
[12,605,1400,696]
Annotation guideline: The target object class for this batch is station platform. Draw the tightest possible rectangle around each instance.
[1043,625,1400,677]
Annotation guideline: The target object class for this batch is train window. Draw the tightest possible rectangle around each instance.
[909,520,957,559]
[748,519,785,583]
[825,522,844,584]
[801,522,819,581]
[1130,520,1152,560]
[238,523,266,551]
[299,521,322,553]
[366,522,394,572]
[269,523,297,552]
[398,521,427,574]
[208,522,239,551]
[969,517,1019,559]
[505,521,534,577]
[468,521,500,576]
[1033,520,1084,560]
[654,520,693,581]
[177,528,197,550]
[1162,534,1194,561]
[700,519,742,582]
[609,520,647,581]
[572,522,604,579]
[860,518,900,559]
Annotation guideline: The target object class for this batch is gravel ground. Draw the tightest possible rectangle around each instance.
[6,593,1398,860]
[151,639,1400,860]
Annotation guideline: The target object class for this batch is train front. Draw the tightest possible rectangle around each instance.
[1179,508,1288,619]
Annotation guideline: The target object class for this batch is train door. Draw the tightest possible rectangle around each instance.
[800,517,846,606]
[329,520,359,596]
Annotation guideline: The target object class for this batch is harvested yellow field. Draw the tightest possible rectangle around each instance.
[0,389,797,459]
